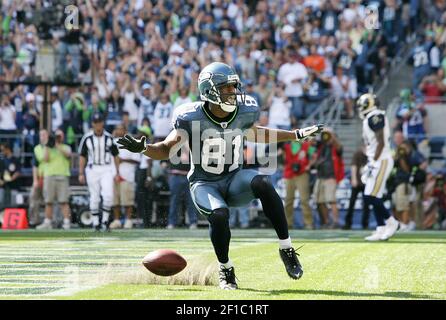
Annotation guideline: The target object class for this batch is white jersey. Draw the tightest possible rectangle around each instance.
[153,101,173,138]
[362,109,392,162]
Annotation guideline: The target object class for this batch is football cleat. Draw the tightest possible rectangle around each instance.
[36,220,53,230]
[124,219,133,229]
[95,223,110,232]
[279,247,304,280]
[365,226,386,241]
[109,220,122,229]
[62,219,71,230]
[218,266,238,290]
[381,216,399,240]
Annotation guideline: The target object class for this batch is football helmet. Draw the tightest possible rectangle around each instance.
[357,93,378,119]
[198,62,245,112]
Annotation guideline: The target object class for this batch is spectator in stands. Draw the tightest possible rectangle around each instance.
[105,88,124,131]
[64,92,86,147]
[122,111,136,134]
[343,146,370,230]
[394,88,415,132]
[173,87,193,109]
[50,87,63,132]
[313,129,344,228]
[266,82,292,130]
[0,95,16,145]
[0,142,21,207]
[410,34,434,96]
[83,93,106,132]
[255,74,273,111]
[282,139,317,229]
[421,171,444,229]
[419,69,446,102]
[36,130,72,230]
[393,140,428,231]
[330,65,357,119]
[136,83,155,126]
[110,124,141,229]
[22,93,40,151]
[401,100,429,146]
[152,93,173,140]
[28,129,48,227]
[277,46,308,120]
[431,174,446,230]
[303,68,330,119]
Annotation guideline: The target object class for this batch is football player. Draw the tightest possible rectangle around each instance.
[117,62,324,289]
[357,93,399,241]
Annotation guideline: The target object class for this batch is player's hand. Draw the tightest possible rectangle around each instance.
[295,123,324,141]
[117,134,147,153]
[114,175,122,184]
[79,174,86,185]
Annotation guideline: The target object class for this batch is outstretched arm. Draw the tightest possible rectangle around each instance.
[246,124,324,143]
[117,129,186,160]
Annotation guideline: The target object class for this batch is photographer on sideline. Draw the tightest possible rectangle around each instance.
[313,129,344,228]
[282,139,317,229]
[36,130,72,230]
[393,140,427,231]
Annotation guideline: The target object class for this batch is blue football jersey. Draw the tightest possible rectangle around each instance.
[171,95,260,183]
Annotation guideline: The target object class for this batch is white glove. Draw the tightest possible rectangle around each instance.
[295,124,324,141]
[361,162,376,185]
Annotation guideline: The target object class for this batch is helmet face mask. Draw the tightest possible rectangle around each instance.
[198,63,245,112]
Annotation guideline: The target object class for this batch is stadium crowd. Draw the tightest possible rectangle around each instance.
[1,0,446,230]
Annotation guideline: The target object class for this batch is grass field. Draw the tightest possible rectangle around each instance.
[0,229,445,300]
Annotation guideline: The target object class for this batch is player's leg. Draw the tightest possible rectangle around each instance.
[99,170,114,231]
[296,172,313,229]
[190,182,237,289]
[122,181,135,229]
[110,181,122,229]
[361,186,371,229]
[344,186,360,229]
[364,158,398,241]
[314,179,329,227]
[57,176,71,230]
[324,178,339,228]
[227,170,303,280]
[86,169,101,229]
[184,182,198,228]
[37,176,55,230]
[284,177,297,228]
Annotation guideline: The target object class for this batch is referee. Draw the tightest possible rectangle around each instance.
[78,112,120,231]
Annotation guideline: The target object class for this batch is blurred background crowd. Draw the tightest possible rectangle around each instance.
[1,0,446,231]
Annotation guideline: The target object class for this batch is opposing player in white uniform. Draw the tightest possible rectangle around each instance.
[357,94,399,241]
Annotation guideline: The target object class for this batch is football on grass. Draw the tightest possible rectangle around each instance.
[142,249,187,276]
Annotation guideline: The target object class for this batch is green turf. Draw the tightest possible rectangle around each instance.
[0,229,445,300]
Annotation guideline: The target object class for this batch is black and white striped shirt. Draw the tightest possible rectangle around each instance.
[78,131,119,166]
